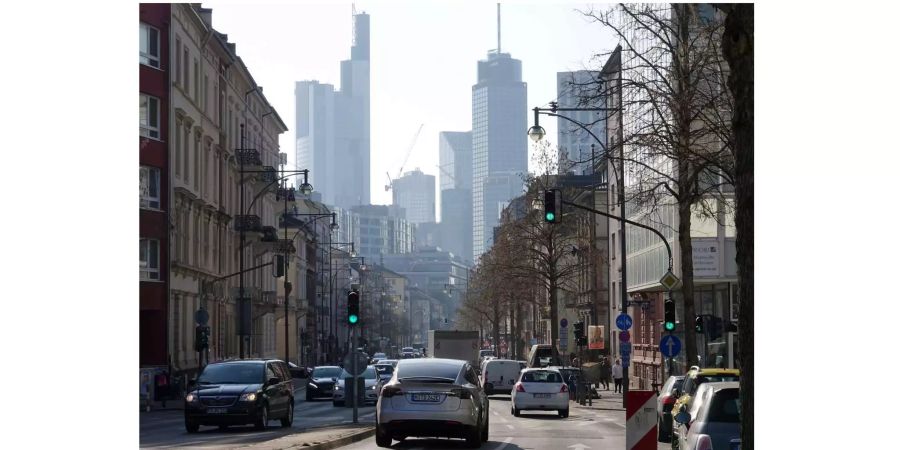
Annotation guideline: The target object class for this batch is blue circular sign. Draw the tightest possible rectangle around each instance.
[660,335,682,358]
[616,314,633,331]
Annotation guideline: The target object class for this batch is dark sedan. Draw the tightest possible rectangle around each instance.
[184,359,294,432]
[306,366,343,401]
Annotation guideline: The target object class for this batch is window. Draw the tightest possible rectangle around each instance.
[140,166,161,209]
[175,38,182,85]
[140,238,160,280]
[183,48,189,96]
[139,23,160,68]
[139,94,160,139]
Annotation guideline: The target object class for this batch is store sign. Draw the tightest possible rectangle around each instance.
[692,240,720,277]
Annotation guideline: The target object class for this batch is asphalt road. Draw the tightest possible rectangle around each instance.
[139,388,375,449]
[337,393,631,450]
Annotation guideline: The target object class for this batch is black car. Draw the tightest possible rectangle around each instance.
[184,359,294,432]
[306,366,343,401]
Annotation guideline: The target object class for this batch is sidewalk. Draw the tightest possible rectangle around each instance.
[236,423,374,450]
[572,386,626,411]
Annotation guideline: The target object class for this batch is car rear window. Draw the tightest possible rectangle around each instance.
[198,363,264,384]
[397,361,462,381]
[341,367,377,379]
[313,367,343,378]
[705,389,741,423]
[522,371,563,383]
[375,365,394,375]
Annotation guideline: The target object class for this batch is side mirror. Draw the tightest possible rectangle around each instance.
[674,411,691,425]
[267,377,281,386]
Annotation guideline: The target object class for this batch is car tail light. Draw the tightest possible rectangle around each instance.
[560,383,568,393]
[381,385,403,398]
[451,388,472,399]
[515,382,525,393]
[695,434,713,450]
[662,394,675,405]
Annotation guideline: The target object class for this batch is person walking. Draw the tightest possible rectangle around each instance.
[599,357,612,390]
[612,359,624,393]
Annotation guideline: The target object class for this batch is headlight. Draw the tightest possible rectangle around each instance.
[369,384,377,390]
[309,383,318,389]
[185,394,197,402]
[239,393,258,402]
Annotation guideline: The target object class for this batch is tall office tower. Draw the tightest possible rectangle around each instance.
[557,71,605,175]
[438,131,472,191]
[440,187,473,264]
[471,50,527,261]
[295,10,370,209]
[295,81,336,205]
[392,168,436,224]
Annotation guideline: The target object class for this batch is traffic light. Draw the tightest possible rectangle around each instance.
[543,189,560,223]
[577,336,588,347]
[694,315,704,333]
[573,321,585,340]
[664,298,676,332]
[708,316,723,341]
[347,289,360,325]
[195,326,209,351]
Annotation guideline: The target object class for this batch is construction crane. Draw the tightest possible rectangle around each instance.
[385,123,424,192]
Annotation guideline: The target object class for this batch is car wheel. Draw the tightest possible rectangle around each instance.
[558,408,569,418]
[280,402,293,427]
[185,419,199,433]
[254,404,269,430]
[465,423,481,448]
[512,406,520,417]
[658,417,670,443]
[485,383,494,396]
[481,413,489,442]
[333,400,345,407]
[375,422,392,448]
[306,390,313,401]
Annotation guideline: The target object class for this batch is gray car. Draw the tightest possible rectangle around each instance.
[672,382,740,450]
[375,358,489,448]
[332,366,381,406]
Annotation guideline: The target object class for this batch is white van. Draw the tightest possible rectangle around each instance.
[481,359,522,395]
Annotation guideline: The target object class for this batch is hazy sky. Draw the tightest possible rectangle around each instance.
[209,1,617,213]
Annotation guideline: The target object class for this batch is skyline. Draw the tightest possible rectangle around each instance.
[209,1,617,214]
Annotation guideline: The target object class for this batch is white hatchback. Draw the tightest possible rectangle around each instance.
[510,368,569,418]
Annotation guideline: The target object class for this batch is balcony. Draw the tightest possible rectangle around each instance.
[260,226,278,242]
[259,166,278,184]
[275,187,296,202]
[237,149,262,166]
[234,215,262,233]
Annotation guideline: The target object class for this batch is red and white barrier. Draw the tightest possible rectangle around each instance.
[626,390,658,450]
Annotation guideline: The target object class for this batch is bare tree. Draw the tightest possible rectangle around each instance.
[575,3,735,366]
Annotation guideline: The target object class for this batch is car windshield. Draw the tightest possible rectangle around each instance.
[375,365,394,375]
[197,363,263,385]
[312,367,343,378]
[397,361,461,382]
[706,389,741,423]
[341,367,377,379]
[694,375,739,392]
[522,371,562,383]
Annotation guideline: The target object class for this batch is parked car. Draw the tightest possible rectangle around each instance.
[184,359,294,432]
[371,352,387,364]
[672,368,740,419]
[672,382,740,450]
[479,349,496,359]
[510,368,569,418]
[481,359,523,395]
[306,366,343,401]
[374,363,395,384]
[375,358,489,448]
[657,375,686,442]
[379,359,399,368]
[400,352,417,359]
[333,365,382,406]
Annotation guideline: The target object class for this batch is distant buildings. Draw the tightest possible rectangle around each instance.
[295,11,370,209]
[438,131,473,263]
[351,204,414,261]
[439,131,472,191]
[557,70,605,176]
[391,169,435,224]
[471,50,528,261]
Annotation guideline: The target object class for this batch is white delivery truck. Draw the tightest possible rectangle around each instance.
[427,330,480,367]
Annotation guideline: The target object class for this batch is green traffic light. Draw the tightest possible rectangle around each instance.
[349,314,359,324]
[545,212,555,221]
[664,322,675,331]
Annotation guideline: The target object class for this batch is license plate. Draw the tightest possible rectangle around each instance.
[534,393,552,398]
[207,407,227,414]
[411,393,442,402]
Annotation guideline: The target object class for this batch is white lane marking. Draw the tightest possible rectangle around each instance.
[505,424,515,430]
[614,422,626,428]
[494,415,508,423]
[492,410,500,416]
[577,420,593,427]
[494,436,514,450]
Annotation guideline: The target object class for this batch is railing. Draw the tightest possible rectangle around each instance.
[237,149,262,166]
[234,215,262,232]
[260,226,278,242]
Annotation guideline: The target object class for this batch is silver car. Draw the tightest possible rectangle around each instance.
[672,382,740,450]
[375,358,489,448]
[332,366,382,406]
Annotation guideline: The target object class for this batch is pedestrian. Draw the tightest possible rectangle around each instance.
[155,370,170,407]
[599,357,611,390]
[612,359,623,393]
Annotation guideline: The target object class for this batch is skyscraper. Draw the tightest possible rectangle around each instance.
[295,10,370,209]
[438,131,472,191]
[438,131,473,263]
[392,168,435,224]
[557,71,605,175]
[471,50,527,261]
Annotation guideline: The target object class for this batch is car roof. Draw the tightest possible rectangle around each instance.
[312,365,342,370]
[694,368,740,376]
[208,359,279,366]
[398,358,467,367]
[702,381,739,391]
[522,367,561,373]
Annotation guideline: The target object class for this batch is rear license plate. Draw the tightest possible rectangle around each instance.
[534,393,552,398]
[207,407,227,414]
[411,393,442,402]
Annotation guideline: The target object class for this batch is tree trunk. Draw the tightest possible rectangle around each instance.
[723,4,754,449]
[678,192,699,367]
[492,301,501,357]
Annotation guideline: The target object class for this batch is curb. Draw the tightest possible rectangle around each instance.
[291,427,375,450]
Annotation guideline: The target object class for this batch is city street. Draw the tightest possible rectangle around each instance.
[139,387,375,449]
[338,393,636,450]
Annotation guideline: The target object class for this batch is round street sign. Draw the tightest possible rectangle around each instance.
[660,335,682,358]
[195,309,209,325]
[343,351,369,376]
[616,314,633,331]
[560,318,568,328]
[619,330,631,343]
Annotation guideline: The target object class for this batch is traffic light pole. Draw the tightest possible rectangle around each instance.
[351,327,358,424]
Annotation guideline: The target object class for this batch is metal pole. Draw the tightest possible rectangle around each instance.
[617,72,628,408]
[284,177,289,364]
[351,328,358,423]
[239,124,245,360]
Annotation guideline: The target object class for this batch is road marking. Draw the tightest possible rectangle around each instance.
[492,410,500,416]
[494,415,508,423]
[614,422,626,428]
[494,436,514,450]
[505,424,514,430]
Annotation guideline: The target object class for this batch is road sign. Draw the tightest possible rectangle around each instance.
[619,330,631,343]
[626,390,659,449]
[659,335,682,358]
[616,314,633,331]
[560,318,568,328]
[659,271,680,291]
[195,309,209,325]
[620,342,632,356]
[343,351,368,376]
